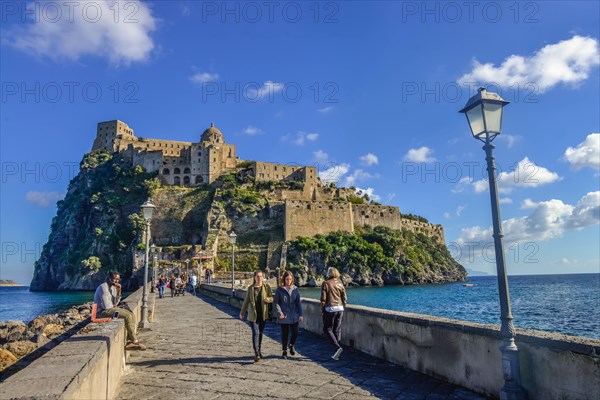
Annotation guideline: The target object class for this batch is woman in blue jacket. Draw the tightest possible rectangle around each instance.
[274,271,303,359]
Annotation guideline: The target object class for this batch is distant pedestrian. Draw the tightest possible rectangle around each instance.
[239,270,274,362]
[189,273,197,295]
[205,268,213,284]
[274,271,303,359]
[94,271,146,350]
[169,275,176,297]
[175,275,183,296]
[320,267,347,360]
[157,274,167,298]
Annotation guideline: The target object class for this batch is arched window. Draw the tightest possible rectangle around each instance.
[163,168,170,175]
[195,175,204,184]
[183,176,190,185]
[184,167,191,174]
[174,176,181,185]
[174,167,181,174]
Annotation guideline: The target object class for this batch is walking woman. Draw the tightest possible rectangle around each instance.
[239,270,274,362]
[169,275,176,298]
[320,267,347,360]
[274,271,303,359]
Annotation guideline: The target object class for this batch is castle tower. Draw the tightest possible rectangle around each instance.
[189,123,237,184]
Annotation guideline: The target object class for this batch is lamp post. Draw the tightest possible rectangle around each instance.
[459,88,527,400]
[150,244,157,293]
[228,231,237,298]
[140,200,156,329]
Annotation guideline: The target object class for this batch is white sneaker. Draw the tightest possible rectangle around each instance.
[332,347,343,360]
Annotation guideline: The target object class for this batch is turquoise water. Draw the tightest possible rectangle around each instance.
[300,274,600,339]
[0,287,95,322]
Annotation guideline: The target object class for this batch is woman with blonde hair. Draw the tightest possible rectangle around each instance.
[273,271,303,359]
[320,267,347,360]
[240,270,274,362]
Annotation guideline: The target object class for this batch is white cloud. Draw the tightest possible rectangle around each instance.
[242,126,263,135]
[403,146,436,163]
[496,134,521,149]
[458,35,600,92]
[359,153,379,166]
[456,204,467,216]
[25,191,64,208]
[246,81,284,101]
[565,191,600,230]
[564,133,600,171]
[4,0,157,65]
[317,106,333,113]
[460,157,561,194]
[319,163,350,184]
[313,150,329,163]
[355,187,381,202]
[344,169,379,187]
[386,193,396,203]
[443,212,451,219]
[499,197,513,204]
[190,72,219,84]
[456,191,599,245]
[282,131,319,146]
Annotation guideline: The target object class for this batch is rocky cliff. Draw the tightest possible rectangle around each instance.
[30,151,159,291]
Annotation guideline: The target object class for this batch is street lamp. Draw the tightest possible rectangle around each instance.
[150,244,157,293]
[228,231,237,298]
[459,87,527,400]
[140,200,156,329]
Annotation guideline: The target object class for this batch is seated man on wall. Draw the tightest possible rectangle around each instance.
[94,271,146,350]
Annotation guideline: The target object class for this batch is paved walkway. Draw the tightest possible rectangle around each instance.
[116,293,487,400]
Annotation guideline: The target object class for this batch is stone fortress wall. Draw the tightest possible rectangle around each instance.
[285,200,445,244]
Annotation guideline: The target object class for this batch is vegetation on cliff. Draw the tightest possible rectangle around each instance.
[30,151,159,291]
[286,226,466,286]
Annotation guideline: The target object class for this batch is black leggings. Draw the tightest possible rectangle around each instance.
[280,322,299,351]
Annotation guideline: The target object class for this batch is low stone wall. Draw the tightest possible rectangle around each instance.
[0,287,152,400]
[201,284,600,400]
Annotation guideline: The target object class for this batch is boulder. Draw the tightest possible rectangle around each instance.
[3,340,37,358]
[6,321,27,342]
[43,324,65,338]
[0,348,17,362]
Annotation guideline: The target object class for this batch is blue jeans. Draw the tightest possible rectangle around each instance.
[249,320,266,354]
[158,285,165,298]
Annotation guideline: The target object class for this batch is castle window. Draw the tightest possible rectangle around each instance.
[195,175,204,184]
[174,168,181,174]
[274,166,277,171]
[183,176,190,185]
[198,152,202,156]
[174,176,181,185]
[184,167,190,174]
[307,204,311,209]
[329,205,334,210]
[380,212,384,217]
[171,144,173,148]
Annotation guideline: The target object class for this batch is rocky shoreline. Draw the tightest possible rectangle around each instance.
[0,302,93,377]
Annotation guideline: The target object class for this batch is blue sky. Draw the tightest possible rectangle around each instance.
[1,1,599,284]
